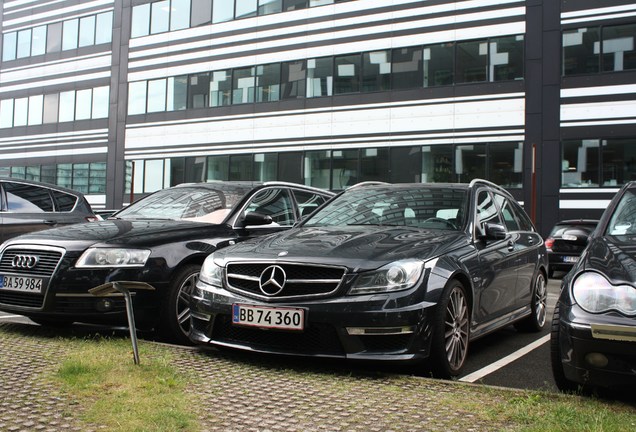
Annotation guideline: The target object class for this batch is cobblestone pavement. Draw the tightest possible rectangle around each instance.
[0,321,519,431]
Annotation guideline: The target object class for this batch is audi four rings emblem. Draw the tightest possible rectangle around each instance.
[11,254,40,269]
[259,265,286,296]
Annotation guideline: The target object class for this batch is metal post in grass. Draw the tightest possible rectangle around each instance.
[89,281,155,365]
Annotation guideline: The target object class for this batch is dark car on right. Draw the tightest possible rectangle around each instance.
[551,181,636,393]
[545,219,598,278]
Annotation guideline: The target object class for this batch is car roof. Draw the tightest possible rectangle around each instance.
[0,176,84,197]
[553,219,599,226]
[170,180,334,195]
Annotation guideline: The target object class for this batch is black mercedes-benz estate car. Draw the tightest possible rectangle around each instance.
[551,181,636,392]
[0,181,333,344]
[190,180,548,377]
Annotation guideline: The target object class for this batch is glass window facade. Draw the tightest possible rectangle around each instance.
[334,54,361,94]
[209,71,232,107]
[232,67,256,104]
[255,64,281,102]
[307,57,333,97]
[562,139,636,188]
[79,15,96,47]
[456,40,488,83]
[362,51,391,92]
[602,23,636,72]
[62,19,79,50]
[281,60,306,99]
[562,28,601,75]
[392,47,423,90]
[148,78,168,112]
[424,43,454,87]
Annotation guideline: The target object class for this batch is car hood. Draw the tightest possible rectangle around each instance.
[0,219,231,249]
[583,236,636,284]
[214,226,469,271]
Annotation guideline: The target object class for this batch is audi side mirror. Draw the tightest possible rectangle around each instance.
[238,211,273,228]
[484,223,507,241]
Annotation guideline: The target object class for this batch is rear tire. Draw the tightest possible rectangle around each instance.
[158,264,200,345]
[550,304,579,393]
[515,271,547,332]
[430,281,470,378]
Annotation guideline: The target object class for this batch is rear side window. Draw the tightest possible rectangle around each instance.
[52,190,78,212]
[476,190,503,237]
[293,190,328,218]
[494,194,520,232]
[245,188,294,225]
[4,182,54,212]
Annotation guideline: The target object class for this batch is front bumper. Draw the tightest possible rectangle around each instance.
[556,303,636,389]
[190,282,437,361]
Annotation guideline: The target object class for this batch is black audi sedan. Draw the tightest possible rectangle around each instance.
[545,219,598,278]
[190,180,548,377]
[0,181,333,344]
[551,181,636,393]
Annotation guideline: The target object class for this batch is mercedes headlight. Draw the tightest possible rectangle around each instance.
[572,271,636,316]
[199,254,224,288]
[349,259,425,295]
[76,248,151,268]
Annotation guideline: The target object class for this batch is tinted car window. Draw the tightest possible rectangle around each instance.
[305,187,467,229]
[476,190,503,236]
[494,193,520,231]
[245,188,294,225]
[293,189,329,218]
[606,187,636,235]
[513,201,534,232]
[52,190,78,212]
[4,182,53,212]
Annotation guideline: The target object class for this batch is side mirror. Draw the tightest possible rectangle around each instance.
[238,211,273,228]
[484,223,507,240]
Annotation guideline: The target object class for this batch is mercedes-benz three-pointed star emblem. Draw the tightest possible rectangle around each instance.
[259,265,287,296]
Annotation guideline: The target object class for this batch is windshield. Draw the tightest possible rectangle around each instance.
[304,186,468,230]
[607,188,636,235]
[115,185,250,222]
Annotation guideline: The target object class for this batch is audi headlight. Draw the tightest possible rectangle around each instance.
[199,254,224,288]
[572,272,636,316]
[349,259,426,295]
[76,248,151,268]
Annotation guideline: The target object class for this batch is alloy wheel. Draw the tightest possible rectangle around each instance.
[444,286,469,371]
[176,272,198,336]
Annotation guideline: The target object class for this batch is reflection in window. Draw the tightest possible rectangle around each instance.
[602,24,636,72]
[602,139,636,187]
[62,19,79,50]
[334,54,360,94]
[256,64,281,102]
[73,163,90,193]
[230,155,253,180]
[167,76,188,111]
[307,57,333,97]
[422,145,453,183]
[489,142,523,188]
[424,43,454,87]
[191,0,213,27]
[360,148,389,183]
[281,60,306,99]
[57,164,73,189]
[455,144,486,182]
[362,51,391,92]
[562,140,600,187]
[148,78,168,112]
[232,67,256,104]
[254,153,278,181]
[47,22,63,53]
[456,40,487,83]
[304,150,331,189]
[490,36,524,81]
[333,148,359,189]
[2,32,17,61]
[392,47,423,90]
[259,0,282,15]
[562,28,600,75]
[236,0,258,19]
[210,71,232,107]
[128,82,147,115]
[284,0,308,11]
[207,155,230,180]
[89,162,107,194]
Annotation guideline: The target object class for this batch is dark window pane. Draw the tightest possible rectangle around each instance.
[456,144,486,182]
[391,46,422,90]
[41,165,56,185]
[5,182,53,212]
[284,0,308,11]
[245,188,294,225]
[278,152,302,183]
[602,23,636,72]
[236,0,258,19]
[52,190,78,211]
[490,36,524,81]
[259,0,282,15]
[256,63,281,102]
[294,189,327,218]
[281,60,306,99]
[489,142,523,188]
[73,163,90,194]
[494,194,520,231]
[424,42,454,86]
[391,146,421,183]
[89,162,107,194]
[334,54,361,94]
[229,155,253,180]
[232,67,256,104]
[422,145,454,183]
[206,155,229,181]
[254,153,277,181]
[332,149,358,189]
[304,150,331,188]
[46,23,62,53]
[476,190,502,237]
[602,139,636,187]
[562,140,600,187]
[307,57,332,97]
[360,148,389,182]
[191,0,213,27]
[188,72,210,108]
[563,27,600,75]
[213,0,234,23]
[456,40,487,83]
[210,70,232,107]
[362,50,391,92]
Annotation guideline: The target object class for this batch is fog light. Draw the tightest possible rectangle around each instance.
[346,326,415,336]
[96,298,114,312]
[585,352,609,368]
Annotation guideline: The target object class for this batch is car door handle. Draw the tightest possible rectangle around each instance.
[507,240,515,251]
[43,220,58,225]
[528,237,534,244]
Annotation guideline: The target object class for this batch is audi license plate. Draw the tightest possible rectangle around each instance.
[232,304,304,331]
[0,274,43,294]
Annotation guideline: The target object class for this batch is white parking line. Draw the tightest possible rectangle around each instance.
[459,334,551,383]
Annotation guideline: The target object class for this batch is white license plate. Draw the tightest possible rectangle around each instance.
[232,304,304,331]
[563,256,579,263]
[0,274,43,294]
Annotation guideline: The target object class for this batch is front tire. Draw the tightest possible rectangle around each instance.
[550,304,579,393]
[158,264,200,345]
[515,271,547,332]
[430,281,470,378]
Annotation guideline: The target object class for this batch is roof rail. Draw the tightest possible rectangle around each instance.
[468,178,512,195]
[346,181,390,190]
